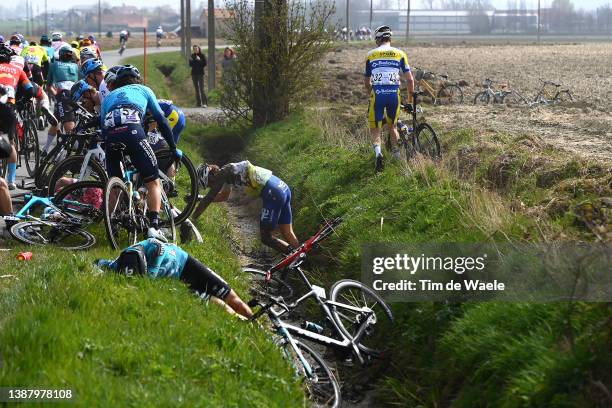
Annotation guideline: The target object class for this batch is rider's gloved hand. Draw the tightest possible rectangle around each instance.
[173,148,183,159]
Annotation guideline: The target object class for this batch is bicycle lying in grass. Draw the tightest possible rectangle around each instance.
[387,91,441,162]
[4,180,104,249]
[473,78,528,106]
[245,217,395,406]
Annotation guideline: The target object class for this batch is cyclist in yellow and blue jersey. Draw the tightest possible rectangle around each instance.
[364,25,414,172]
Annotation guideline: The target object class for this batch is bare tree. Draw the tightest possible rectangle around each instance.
[223,0,336,126]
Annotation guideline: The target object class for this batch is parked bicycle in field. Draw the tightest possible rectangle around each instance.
[532,79,574,105]
[473,78,528,106]
[414,68,464,105]
[245,217,395,407]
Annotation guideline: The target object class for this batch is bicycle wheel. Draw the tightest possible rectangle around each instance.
[35,144,66,190]
[155,149,199,225]
[10,220,96,250]
[46,155,108,197]
[243,267,294,299]
[416,123,441,159]
[284,339,341,408]
[329,279,394,356]
[555,90,574,103]
[502,91,528,106]
[104,177,138,250]
[53,180,105,224]
[473,91,490,105]
[22,120,40,177]
[437,84,463,105]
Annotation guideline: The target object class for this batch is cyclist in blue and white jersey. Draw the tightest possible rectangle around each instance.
[364,25,414,172]
[100,64,178,240]
[96,238,253,318]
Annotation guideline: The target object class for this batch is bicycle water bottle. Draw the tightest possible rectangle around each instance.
[302,321,324,334]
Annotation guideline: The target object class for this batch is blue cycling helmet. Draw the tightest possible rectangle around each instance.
[116,64,141,80]
[81,58,103,76]
[70,80,92,103]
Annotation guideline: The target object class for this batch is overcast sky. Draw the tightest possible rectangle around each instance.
[29,0,612,13]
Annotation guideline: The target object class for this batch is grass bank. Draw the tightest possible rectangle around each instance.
[236,111,611,407]
[123,51,224,107]
[0,128,303,407]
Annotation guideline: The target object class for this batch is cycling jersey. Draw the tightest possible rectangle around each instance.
[51,40,70,59]
[0,62,32,101]
[100,238,189,279]
[98,80,110,102]
[97,240,231,299]
[21,45,49,67]
[156,29,163,38]
[364,43,410,129]
[101,84,175,149]
[158,99,186,139]
[48,60,79,89]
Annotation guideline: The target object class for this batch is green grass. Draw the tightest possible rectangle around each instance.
[0,127,304,407]
[123,51,227,108]
[233,111,611,407]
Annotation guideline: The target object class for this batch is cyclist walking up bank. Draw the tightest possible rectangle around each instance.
[190,161,299,254]
[364,25,414,172]
[100,65,178,240]
[95,238,253,319]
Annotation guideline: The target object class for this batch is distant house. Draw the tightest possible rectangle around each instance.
[98,6,149,30]
[200,9,234,37]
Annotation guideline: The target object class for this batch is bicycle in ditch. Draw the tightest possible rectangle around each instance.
[4,180,104,250]
[387,91,441,162]
[245,217,395,406]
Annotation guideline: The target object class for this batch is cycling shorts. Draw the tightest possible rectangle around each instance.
[27,64,44,86]
[0,104,16,139]
[368,88,401,129]
[104,123,159,184]
[260,175,292,230]
[180,255,232,300]
[54,90,75,123]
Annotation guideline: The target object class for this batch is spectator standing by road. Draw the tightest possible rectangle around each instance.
[189,45,208,107]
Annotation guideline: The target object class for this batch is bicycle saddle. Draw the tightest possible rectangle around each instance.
[109,143,127,151]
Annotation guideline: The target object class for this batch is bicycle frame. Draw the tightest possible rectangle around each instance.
[11,192,95,224]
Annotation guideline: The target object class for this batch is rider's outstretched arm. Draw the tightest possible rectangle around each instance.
[191,166,233,220]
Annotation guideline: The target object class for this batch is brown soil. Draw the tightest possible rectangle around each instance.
[321,42,612,163]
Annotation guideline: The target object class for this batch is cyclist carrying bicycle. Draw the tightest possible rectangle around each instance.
[95,238,253,319]
[364,25,414,172]
[191,161,299,254]
[100,64,178,241]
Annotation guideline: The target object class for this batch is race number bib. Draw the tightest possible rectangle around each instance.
[104,108,141,128]
[371,69,401,86]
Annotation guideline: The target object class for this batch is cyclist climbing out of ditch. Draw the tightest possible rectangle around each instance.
[189,161,300,254]
[101,64,179,241]
[364,25,415,172]
[95,238,253,319]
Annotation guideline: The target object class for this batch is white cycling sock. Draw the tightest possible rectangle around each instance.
[373,144,382,157]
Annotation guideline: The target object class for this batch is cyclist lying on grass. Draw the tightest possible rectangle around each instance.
[96,238,253,319]
[190,161,300,254]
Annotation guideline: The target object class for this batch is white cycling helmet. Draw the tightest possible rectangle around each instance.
[374,25,392,41]
[51,32,63,41]
[196,163,210,188]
